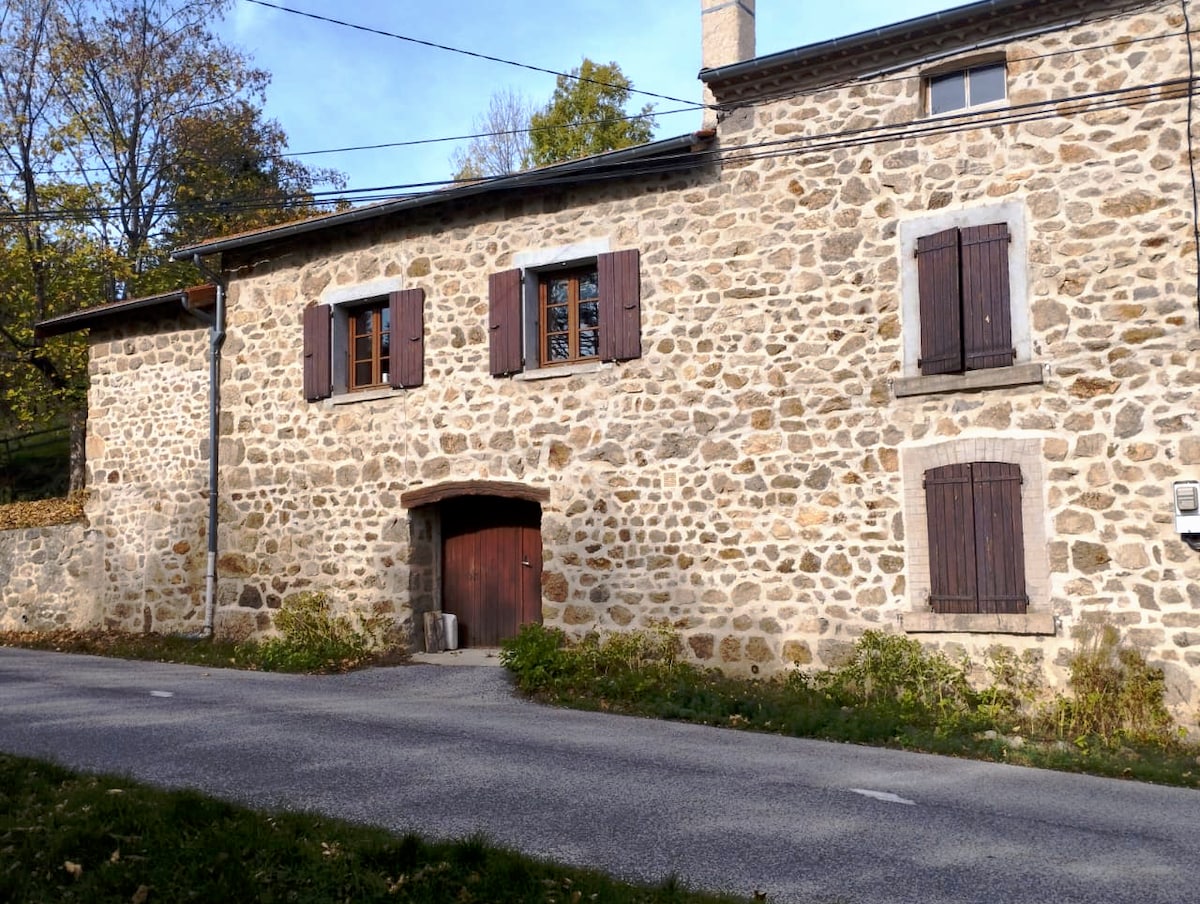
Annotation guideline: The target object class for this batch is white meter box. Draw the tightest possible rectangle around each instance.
[1174,481,1200,533]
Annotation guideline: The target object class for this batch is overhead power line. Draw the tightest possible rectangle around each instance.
[1,75,1190,226]
[242,0,700,107]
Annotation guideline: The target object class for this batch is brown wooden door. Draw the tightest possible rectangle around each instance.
[441,497,542,646]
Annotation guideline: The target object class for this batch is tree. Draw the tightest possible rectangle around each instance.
[0,0,342,490]
[450,88,533,181]
[528,59,655,167]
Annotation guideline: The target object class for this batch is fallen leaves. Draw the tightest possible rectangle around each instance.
[0,490,88,532]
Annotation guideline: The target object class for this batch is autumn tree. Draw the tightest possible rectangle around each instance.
[449,88,533,180]
[0,0,342,489]
[528,59,655,167]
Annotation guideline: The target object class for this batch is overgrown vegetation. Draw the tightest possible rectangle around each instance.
[501,624,1200,788]
[0,592,408,674]
[0,753,744,904]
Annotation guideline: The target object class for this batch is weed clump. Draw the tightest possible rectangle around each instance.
[255,592,400,673]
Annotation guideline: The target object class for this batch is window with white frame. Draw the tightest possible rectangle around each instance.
[927,61,1006,115]
[894,201,1042,397]
[488,239,643,377]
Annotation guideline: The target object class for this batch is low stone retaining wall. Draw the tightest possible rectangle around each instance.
[0,522,103,631]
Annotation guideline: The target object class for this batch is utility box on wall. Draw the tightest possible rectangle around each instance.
[1173,481,1200,534]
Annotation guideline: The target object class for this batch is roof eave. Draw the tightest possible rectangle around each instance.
[34,284,216,339]
[172,131,717,261]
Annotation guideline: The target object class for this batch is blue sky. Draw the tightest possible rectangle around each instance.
[221,0,962,197]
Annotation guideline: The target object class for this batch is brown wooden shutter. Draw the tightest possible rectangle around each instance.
[924,463,978,613]
[302,303,331,402]
[916,228,963,375]
[489,269,522,376]
[390,288,424,389]
[597,248,641,361]
[960,223,1014,370]
[971,461,1026,613]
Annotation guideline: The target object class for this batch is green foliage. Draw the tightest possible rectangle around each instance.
[254,592,388,673]
[501,625,1200,787]
[807,631,985,733]
[1038,623,1176,746]
[528,58,655,167]
[0,753,744,904]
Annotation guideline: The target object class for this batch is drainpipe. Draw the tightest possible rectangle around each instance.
[183,261,226,638]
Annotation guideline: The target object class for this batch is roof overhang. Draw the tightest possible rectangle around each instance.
[172,130,717,261]
[34,284,216,339]
[700,0,1123,105]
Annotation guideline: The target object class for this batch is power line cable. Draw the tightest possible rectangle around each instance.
[4,74,1190,226]
[1,22,1186,187]
[242,0,700,107]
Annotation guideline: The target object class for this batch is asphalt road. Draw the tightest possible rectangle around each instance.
[0,647,1196,904]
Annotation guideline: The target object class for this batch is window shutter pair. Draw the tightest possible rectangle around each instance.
[916,223,1013,375]
[488,249,641,377]
[301,289,425,401]
[924,461,1026,614]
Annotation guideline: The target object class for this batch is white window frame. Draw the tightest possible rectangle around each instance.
[893,200,1042,397]
[899,435,1054,635]
[926,60,1008,116]
[512,238,611,380]
[320,276,404,399]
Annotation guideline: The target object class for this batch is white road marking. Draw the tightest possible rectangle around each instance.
[849,788,915,805]
[149,691,174,698]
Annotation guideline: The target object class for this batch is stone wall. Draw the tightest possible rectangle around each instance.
[55,1,1200,713]
[0,523,102,630]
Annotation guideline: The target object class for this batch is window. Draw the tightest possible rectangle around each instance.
[541,266,599,366]
[303,288,425,402]
[924,461,1026,615]
[894,201,1041,397]
[916,222,1013,375]
[349,300,390,390]
[927,62,1006,115]
[489,248,641,377]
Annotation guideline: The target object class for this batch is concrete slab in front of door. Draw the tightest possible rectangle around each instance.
[409,648,503,667]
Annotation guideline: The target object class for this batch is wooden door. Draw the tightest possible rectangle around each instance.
[441,497,542,646]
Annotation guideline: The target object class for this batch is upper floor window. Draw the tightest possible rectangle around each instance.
[916,222,1013,375]
[489,247,641,377]
[303,286,425,402]
[927,62,1006,115]
[541,266,600,366]
[349,300,391,390]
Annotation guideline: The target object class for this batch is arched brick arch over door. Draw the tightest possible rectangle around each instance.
[401,481,548,648]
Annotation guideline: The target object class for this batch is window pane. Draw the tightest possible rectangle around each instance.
[354,336,372,361]
[354,361,373,386]
[548,278,568,305]
[547,334,569,361]
[547,304,569,332]
[579,330,598,358]
[929,72,965,114]
[380,331,390,359]
[579,301,599,328]
[579,271,598,300]
[354,310,373,335]
[969,64,1006,106]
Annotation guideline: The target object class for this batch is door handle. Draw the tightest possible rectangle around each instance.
[521,558,531,567]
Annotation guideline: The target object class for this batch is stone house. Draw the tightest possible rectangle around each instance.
[12,0,1200,714]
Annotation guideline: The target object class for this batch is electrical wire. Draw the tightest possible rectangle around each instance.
[1183,0,1200,324]
[0,20,1187,185]
[242,0,700,107]
[2,74,1191,226]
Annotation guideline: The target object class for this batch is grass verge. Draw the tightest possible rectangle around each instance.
[0,753,745,904]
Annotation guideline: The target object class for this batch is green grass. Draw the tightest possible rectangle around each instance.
[0,753,746,904]
[501,624,1200,790]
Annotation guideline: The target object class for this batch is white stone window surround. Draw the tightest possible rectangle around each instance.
[512,238,613,381]
[892,199,1043,398]
[899,434,1055,636]
[320,276,405,401]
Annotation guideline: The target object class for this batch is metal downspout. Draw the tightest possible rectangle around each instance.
[186,259,226,638]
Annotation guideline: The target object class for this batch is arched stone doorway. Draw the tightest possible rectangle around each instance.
[401,481,547,647]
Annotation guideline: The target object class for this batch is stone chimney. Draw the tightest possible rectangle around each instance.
[701,0,756,127]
